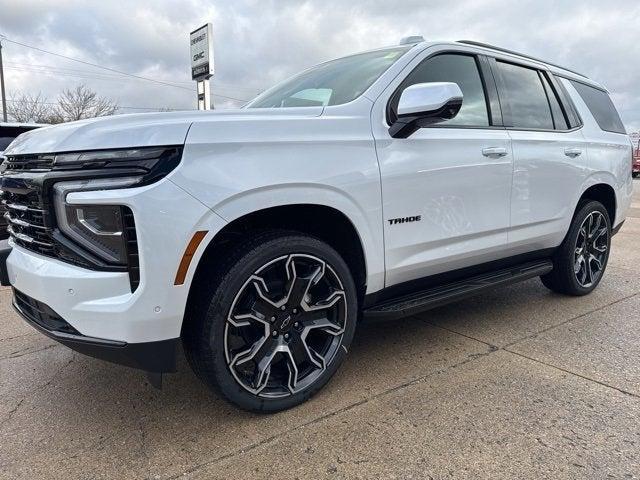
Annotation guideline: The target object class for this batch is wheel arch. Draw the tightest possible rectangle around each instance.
[577,178,617,226]
[181,202,373,336]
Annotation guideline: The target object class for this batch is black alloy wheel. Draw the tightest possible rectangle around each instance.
[573,211,609,288]
[183,231,357,412]
[225,253,348,398]
[541,200,611,296]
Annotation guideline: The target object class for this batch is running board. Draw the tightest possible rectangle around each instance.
[363,260,553,321]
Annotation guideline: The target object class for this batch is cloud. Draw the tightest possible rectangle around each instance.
[0,0,638,129]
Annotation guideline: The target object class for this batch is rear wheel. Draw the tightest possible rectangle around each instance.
[541,200,611,296]
[183,231,357,412]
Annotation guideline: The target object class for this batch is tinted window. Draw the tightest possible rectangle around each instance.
[497,61,553,129]
[394,54,489,126]
[552,75,581,128]
[0,137,15,151]
[540,74,568,130]
[570,81,626,134]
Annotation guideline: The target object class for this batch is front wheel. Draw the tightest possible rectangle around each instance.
[541,200,611,296]
[183,231,358,412]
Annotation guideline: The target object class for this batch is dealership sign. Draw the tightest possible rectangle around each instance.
[190,23,213,80]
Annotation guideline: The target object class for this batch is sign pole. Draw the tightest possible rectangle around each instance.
[197,79,211,111]
[0,39,8,122]
[190,23,214,111]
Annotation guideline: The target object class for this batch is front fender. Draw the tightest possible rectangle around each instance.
[210,183,385,293]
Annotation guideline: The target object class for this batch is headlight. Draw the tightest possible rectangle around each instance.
[54,147,169,166]
[53,177,140,264]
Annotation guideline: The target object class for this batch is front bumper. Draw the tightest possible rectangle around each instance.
[12,288,178,372]
[1,177,226,344]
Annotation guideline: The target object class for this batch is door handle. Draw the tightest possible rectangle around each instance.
[564,147,582,158]
[482,147,508,158]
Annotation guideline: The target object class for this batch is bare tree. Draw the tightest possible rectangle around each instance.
[53,85,118,122]
[6,92,52,123]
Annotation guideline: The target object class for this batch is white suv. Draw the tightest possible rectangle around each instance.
[0,39,632,412]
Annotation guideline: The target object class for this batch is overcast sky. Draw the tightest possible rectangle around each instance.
[0,0,638,131]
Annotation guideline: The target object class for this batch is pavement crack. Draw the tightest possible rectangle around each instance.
[426,323,498,350]
[0,332,38,343]
[166,345,496,479]
[503,291,640,349]
[138,416,152,477]
[0,398,25,429]
[426,294,640,401]
[0,354,76,427]
[1,343,58,360]
[503,348,640,400]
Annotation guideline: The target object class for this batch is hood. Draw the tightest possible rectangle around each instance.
[3,107,323,156]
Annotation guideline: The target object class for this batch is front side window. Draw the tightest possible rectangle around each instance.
[247,46,412,108]
[570,81,626,134]
[497,61,553,130]
[391,54,490,127]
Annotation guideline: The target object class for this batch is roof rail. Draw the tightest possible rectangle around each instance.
[457,40,588,79]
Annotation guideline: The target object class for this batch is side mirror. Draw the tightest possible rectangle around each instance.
[389,82,463,138]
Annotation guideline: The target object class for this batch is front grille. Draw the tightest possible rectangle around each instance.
[4,154,55,172]
[2,189,56,257]
[13,288,80,335]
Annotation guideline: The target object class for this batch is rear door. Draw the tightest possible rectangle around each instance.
[372,50,513,287]
[491,59,587,253]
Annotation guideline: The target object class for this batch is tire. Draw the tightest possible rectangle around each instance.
[541,200,611,296]
[633,172,639,179]
[183,230,358,412]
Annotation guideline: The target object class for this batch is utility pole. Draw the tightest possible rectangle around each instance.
[0,38,7,122]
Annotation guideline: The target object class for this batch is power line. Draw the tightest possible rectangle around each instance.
[4,63,262,96]
[4,61,264,93]
[0,36,194,92]
[5,98,183,111]
[0,35,252,103]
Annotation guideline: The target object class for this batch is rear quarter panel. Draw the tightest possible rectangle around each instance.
[561,79,633,228]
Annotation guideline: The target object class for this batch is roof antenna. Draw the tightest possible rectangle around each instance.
[399,36,425,45]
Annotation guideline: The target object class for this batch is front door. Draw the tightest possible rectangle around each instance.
[372,51,513,287]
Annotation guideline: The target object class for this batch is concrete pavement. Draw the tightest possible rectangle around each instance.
[1,184,639,479]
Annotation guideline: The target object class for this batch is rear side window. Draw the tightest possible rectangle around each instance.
[391,54,490,127]
[570,81,626,134]
[496,61,553,129]
[540,75,568,130]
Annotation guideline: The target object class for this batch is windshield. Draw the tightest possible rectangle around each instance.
[247,46,412,108]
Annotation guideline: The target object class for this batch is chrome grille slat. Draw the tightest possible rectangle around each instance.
[4,154,55,172]
[2,200,45,213]
[2,186,56,257]
[4,212,48,230]
[7,226,54,248]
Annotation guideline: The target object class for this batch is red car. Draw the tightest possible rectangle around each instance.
[634,153,640,178]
